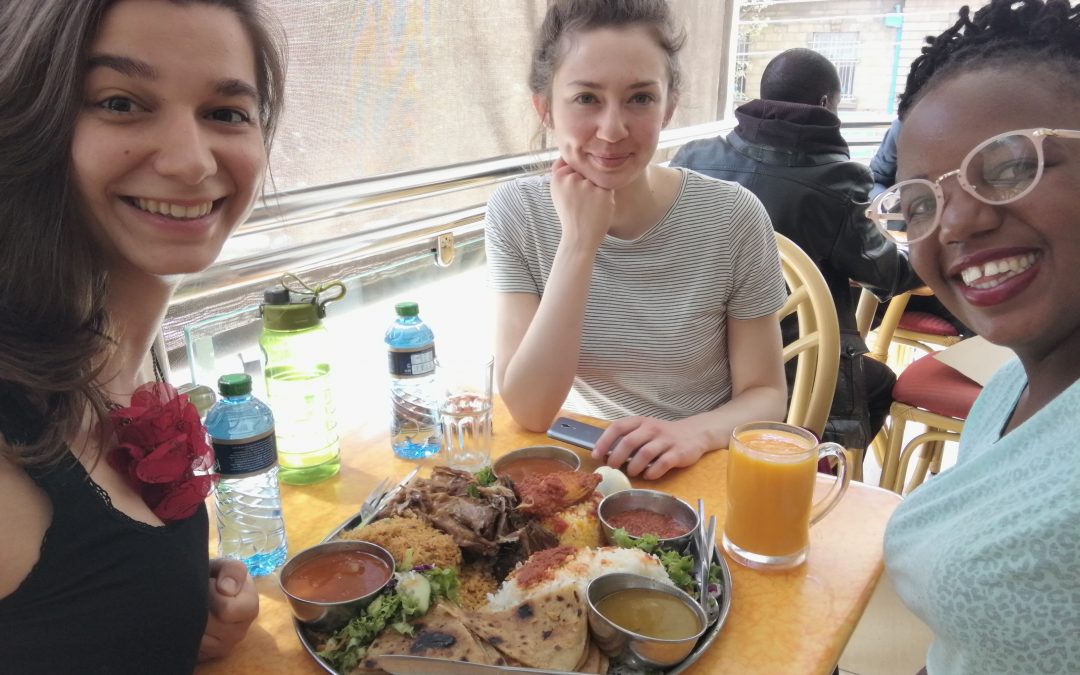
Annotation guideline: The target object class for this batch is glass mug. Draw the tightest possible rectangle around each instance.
[722,422,850,570]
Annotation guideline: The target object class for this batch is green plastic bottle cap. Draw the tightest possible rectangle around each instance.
[262,300,321,331]
[395,301,419,317]
[217,373,253,397]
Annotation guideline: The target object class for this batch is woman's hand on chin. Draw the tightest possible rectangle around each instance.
[198,558,259,661]
[592,416,710,480]
[550,157,614,251]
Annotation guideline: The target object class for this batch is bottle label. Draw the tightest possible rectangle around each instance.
[213,429,278,476]
[388,345,436,378]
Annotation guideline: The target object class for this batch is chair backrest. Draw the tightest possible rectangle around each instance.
[775,233,840,437]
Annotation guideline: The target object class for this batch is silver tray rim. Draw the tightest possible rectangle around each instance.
[294,501,732,674]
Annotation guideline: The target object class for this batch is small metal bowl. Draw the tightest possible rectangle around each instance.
[586,573,708,668]
[493,445,582,479]
[597,488,698,551]
[279,540,395,632]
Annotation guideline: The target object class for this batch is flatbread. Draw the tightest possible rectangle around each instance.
[465,585,588,672]
[361,603,496,671]
[576,640,600,673]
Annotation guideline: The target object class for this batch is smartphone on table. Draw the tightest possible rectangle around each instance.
[547,417,606,449]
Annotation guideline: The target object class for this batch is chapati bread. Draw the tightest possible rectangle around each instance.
[465,585,588,672]
[360,603,495,671]
[575,639,600,673]
[578,640,610,674]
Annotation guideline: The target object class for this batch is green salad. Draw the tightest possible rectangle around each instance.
[611,527,721,595]
[316,561,459,672]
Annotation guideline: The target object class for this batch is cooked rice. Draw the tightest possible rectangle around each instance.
[486,546,672,611]
[457,561,499,610]
[541,499,604,549]
[341,515,462,571]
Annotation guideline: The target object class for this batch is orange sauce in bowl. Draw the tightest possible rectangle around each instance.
[284,550,391,603]
[495,457,575,484]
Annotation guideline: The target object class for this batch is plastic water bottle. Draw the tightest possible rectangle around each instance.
[205,373,288,577]
[385,301,441,459]
[260,280,345,485]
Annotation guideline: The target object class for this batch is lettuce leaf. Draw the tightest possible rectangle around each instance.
[610,527,699,594]
[316,566,460,671]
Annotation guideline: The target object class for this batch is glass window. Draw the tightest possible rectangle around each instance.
[734,33,751,100]
[809,32,859,101]
[165,0,740,375]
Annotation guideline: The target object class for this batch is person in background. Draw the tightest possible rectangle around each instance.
[877,0,1080,671]
[671,48,921,452]
[869,116,974,336]
[486,0,789,480]
[869,118,901,200]
[0,0,286,672]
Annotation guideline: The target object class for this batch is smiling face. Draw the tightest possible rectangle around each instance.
[536,25,675,192]
[899,67,1080,359]
[70,0,267,278]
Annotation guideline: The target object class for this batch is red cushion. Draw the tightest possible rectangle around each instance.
[892,353,982,420]
[898,311,960,336]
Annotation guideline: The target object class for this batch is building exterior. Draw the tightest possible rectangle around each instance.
[736,0,963,116]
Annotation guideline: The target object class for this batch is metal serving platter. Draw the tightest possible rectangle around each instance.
[294,500,732,675]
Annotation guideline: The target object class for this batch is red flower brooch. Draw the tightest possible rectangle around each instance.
[107,382,215,523]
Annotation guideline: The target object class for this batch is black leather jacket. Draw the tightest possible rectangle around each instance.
[671,100,921,339]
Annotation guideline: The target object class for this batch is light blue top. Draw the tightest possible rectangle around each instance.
[884,359,1080,674]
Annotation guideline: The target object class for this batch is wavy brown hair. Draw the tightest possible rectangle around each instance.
[0,0,286,466]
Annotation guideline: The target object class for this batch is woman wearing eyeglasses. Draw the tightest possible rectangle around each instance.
[873,0,1080,672]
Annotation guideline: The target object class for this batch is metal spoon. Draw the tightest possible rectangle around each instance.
[700,515,720,623]
[696,499,709,609]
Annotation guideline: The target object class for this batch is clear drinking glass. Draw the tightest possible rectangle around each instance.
[437,355,494,472]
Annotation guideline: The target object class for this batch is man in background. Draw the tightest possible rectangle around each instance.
[869,118,901,199]
[671,48,920,451]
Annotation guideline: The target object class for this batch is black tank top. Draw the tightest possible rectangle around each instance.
[0,446,209,674]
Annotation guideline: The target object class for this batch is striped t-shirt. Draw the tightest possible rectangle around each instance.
[485,169,787,421]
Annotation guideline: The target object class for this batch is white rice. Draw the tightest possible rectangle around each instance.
[486,546,673,611]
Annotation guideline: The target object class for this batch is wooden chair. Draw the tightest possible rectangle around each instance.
[774,234,845,473]
[862,289,982,493]
[878,354,981,494]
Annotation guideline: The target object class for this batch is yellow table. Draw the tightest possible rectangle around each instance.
[196,403,900,675]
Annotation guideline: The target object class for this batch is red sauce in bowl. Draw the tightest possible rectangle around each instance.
[283,550,391,603]
[607,509,690,539]
[495,457,575,484]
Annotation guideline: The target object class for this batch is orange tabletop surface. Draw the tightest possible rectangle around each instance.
[196,403,900,675]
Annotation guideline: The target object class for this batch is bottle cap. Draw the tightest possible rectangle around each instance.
[261,293,321,331]
[177,383,217,417]
[260,275,345,331]
[217,373,253,397]
[263,287,291,305]
[395,301,419,317]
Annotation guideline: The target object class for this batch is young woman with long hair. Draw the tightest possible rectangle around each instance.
[0,0,286,671]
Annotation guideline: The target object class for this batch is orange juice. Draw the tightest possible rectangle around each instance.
[724,428,817,557]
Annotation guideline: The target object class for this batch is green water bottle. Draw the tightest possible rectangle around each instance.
[259,275,345,485]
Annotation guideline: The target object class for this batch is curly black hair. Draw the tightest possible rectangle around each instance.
[898,0,1080,118]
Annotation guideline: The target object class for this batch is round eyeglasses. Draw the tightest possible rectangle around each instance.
[867,127,1080,244]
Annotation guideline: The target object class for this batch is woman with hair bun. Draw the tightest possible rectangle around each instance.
[486,0,789,480]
